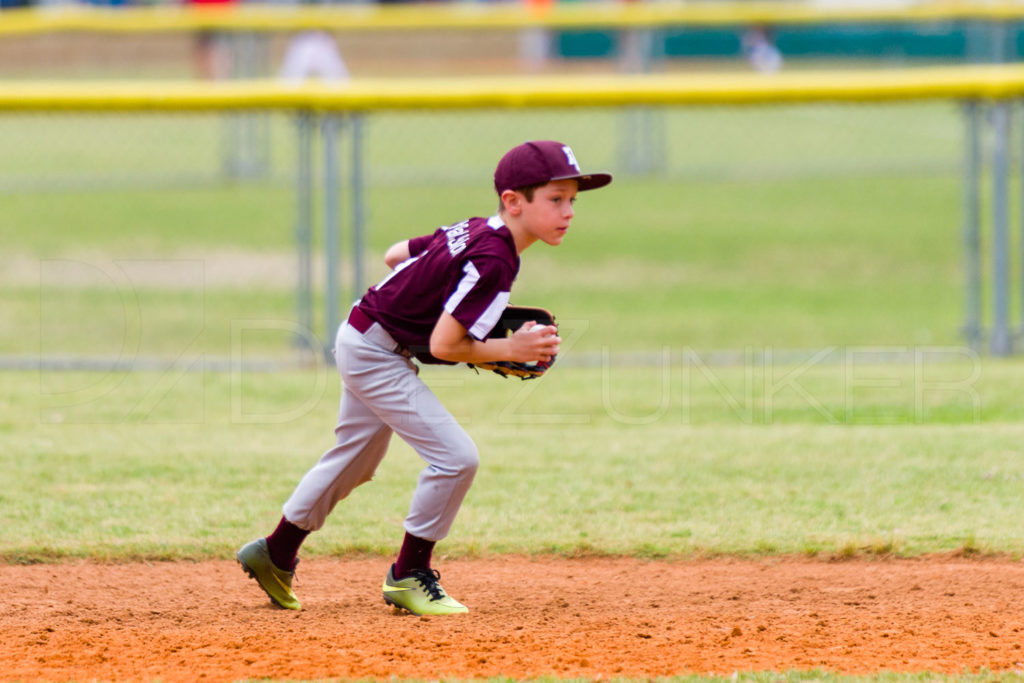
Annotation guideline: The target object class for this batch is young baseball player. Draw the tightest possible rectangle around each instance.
[237,140,611,616]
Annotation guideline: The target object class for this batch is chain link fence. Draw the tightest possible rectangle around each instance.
[0,99,977,362]
[2,7,1019,364]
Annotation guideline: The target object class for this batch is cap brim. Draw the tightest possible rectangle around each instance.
[553,172,613,192]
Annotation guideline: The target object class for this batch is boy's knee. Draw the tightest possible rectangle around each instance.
[451,440,479,477]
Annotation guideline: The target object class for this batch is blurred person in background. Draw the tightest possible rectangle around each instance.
[279,0,349,83]
[279,29,349,82]
[521,0,554,72]
[742,24,783,73]
[186,0,237,80]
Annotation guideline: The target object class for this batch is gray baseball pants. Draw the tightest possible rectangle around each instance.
[281,317,479,542]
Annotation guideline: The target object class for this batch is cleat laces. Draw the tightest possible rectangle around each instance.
[409,568,445,602]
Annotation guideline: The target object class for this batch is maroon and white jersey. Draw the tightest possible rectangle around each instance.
[357,215,520,364]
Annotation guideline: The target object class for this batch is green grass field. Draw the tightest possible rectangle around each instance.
[4,355,1022,563]
[2,102,1021,680]
[0,102,1010,555]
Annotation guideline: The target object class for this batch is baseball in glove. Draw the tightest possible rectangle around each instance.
[470,305,557,380]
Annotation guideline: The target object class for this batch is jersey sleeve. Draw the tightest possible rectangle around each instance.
[443,256,516,341]
[407,228,444,258]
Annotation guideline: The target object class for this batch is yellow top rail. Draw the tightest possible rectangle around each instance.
[3,1,1024,36]
[2,64,1024,111]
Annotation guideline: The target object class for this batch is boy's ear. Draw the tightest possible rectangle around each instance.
[500,189,523,216]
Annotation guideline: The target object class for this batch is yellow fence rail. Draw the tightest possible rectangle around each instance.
[2,64,1024,112]
[3,0,1024,36]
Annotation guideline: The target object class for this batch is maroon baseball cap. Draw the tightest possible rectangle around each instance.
[494,140,612,195]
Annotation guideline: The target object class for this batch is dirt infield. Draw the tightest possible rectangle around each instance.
[5,555,1024,681]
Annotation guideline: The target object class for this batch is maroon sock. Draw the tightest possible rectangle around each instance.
[265,517,309,572]
[394,532,436,579]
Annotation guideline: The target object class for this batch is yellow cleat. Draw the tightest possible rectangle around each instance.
[237,538,301,610]
[382,564,468,616]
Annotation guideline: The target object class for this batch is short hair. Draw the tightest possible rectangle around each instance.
[497,181,545,212]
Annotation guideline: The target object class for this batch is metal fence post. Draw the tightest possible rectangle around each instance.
[294,112,315,350]
[962,100,982,350]
[350,114,367,299]
[235,32,271,179]
[323,115,342,356]
[222,33,270,180]
[1019,98,1024,340]
[990,101,1013,356]
[618,27,665,175]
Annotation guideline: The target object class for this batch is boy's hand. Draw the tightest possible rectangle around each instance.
[510,321,561,363]
[468,305,560,380]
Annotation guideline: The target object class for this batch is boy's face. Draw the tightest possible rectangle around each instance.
[519,179,579,246]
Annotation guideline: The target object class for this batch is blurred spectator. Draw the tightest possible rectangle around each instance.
[521,0,554,72]
[0,0,34,8]
[187,0,237,80]
[278,0,349,84]
[280,29,349,83]
[742,25,783,73]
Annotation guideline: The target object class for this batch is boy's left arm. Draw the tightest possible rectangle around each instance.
[383,240,411,269]
[384,229,444,269]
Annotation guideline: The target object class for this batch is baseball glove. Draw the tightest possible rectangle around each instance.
[470,305,557,380]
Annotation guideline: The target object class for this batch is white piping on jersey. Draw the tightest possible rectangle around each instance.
[444,261,481,315]
[487,215,505,230]
[470,290,510,339]
[444,260,511,339]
